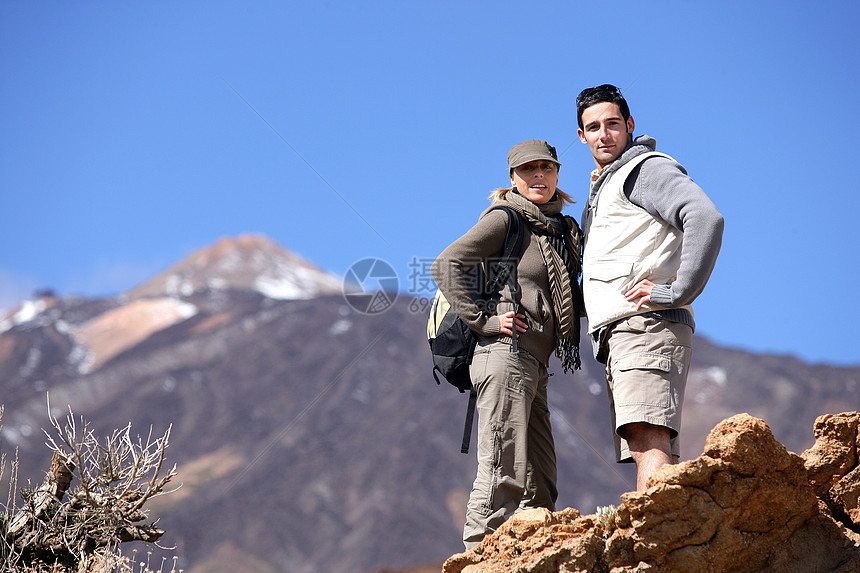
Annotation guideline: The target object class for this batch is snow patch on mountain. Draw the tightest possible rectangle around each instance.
[127,234,342,301]
[0,297,53,333]
[329,318,352,335]
[690,365,729,404]
[254,261,337,300]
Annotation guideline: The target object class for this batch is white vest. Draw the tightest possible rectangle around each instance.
[582,152,692,333]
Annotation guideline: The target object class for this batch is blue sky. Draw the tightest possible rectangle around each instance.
[2,1,858,366]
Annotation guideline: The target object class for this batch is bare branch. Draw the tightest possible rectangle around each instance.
[4,397,178,571]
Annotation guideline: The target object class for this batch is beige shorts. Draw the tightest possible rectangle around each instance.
[603,314,693,463]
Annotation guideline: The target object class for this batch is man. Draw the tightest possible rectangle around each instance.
[576,84,723,491]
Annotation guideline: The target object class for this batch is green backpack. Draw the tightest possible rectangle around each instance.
[427,206,524,453]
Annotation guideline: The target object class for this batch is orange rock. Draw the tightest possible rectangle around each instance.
[443,412,860,573]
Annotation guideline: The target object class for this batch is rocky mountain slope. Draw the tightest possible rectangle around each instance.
[1,234,858,572]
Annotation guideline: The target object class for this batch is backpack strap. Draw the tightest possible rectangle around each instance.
[461,389,478,454]
[486,206,524,352]
[484,205,524,295]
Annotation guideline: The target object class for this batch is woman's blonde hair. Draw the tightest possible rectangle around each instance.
[489,186,575,206]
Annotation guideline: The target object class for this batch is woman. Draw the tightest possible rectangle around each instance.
[430,139,583,549]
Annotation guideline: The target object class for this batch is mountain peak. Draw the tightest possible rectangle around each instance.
[127,233,342,300]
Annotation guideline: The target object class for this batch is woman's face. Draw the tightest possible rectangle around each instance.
[511,160,558,205]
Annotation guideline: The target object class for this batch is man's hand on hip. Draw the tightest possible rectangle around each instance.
[624,279,655,311]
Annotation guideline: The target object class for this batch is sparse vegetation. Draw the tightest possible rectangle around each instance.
[595,504,617,535]
[1,398,179,572]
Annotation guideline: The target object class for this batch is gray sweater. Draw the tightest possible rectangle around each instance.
[581,135,724,312]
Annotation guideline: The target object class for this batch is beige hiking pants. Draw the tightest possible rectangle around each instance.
[462,340,557,549]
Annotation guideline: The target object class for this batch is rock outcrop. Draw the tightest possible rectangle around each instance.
[443,412,860,573]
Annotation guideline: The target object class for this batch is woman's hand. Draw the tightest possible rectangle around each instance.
[498,311,528,336]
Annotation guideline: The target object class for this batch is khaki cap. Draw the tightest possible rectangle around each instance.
[507,140,561,170]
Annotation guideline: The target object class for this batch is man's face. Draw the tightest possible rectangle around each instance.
[577,102,635,168]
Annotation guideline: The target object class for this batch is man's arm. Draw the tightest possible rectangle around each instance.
[625,157,724,308]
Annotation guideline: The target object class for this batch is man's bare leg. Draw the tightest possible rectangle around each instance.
[625,422,674,491]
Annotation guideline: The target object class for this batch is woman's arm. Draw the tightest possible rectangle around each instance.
[430,209,510,336]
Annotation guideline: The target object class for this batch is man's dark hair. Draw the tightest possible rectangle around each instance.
[575,84,630,130]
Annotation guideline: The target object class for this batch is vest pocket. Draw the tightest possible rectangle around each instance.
[588,261,633,282]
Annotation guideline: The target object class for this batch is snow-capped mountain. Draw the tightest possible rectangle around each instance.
[0,235,344,379]
[126,233,342,301]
